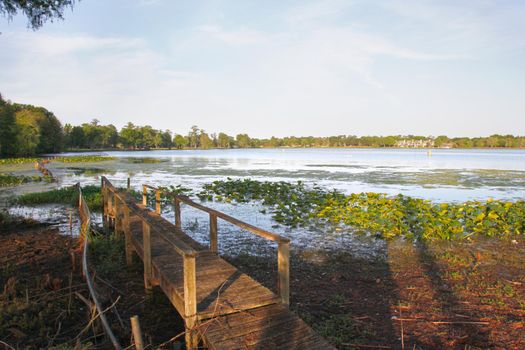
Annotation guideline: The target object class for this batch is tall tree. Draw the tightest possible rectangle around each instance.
[0,94,17,156]
[120,122,138,149]
[217,132,231,148]
[199,131,214,149]
[188,125,200,149]
[236,134,251,148]
[173,134,188,149]
[0,0,76,29]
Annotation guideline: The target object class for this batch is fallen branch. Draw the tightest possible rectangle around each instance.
[392,318,489,325]
[342,344,391,349]
[0,340,15,350]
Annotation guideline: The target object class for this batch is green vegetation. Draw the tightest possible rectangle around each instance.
[0,0,76,29]
[0,95,63,156]
[0,157,40,164]
[0,155,114,166]
[124,157,166,164]
[0,211,41,233]
[0,173,51,187]
[1,95,524,156]
[15,185,102,212]
[199,178,525,240]
[52,155,116,163]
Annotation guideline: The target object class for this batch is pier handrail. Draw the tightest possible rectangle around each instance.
[101,177,198,337]
[142,183,290,304]
[102,177,197,258]
[77,183,122,349]
[142,184,290,244]
[177,195,290,243]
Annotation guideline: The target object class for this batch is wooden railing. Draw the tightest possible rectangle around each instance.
[101,177,199,344]
[34,160,53,177]
[142,184,291,305]
[77,183,122,349]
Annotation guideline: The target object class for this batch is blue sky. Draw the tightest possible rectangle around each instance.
[1,0,524,137]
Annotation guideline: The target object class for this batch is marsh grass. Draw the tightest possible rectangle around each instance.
[15,185,103,212]
[124,157,167,164]
[0,157,40,165]
[52,155,116,163]
[0,173,52,187]
[0,211,42,233]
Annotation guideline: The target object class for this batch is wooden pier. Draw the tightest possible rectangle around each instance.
[101,177,334,349]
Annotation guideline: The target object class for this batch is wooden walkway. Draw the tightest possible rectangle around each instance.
[101,177,334,349]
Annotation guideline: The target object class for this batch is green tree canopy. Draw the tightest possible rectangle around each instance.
[0,0,76,29]
[0,94,17,156]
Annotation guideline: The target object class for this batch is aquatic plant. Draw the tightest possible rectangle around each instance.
[138,184,193,209]
[124,157,167,164]
[15,185,102,212]
[52,155,116,163]
[0,173,52,187]
[0,157,40,165]
[199,178,525,240]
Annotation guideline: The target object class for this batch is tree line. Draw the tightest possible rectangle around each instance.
[1,94,524,157]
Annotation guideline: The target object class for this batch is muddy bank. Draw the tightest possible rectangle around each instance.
[225,237,525,349]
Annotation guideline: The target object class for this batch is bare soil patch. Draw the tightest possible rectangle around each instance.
[226,237,525,349]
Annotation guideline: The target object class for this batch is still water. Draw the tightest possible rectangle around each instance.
[52,148,525,202]
[2,148,524,256]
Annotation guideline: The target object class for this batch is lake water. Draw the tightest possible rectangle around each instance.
[2,148,524,256]
[52,148,525,202]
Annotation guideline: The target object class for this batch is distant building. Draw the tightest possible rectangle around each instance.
[395,139,435,148]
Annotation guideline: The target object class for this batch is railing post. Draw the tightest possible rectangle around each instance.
[142,185,147,206]
[174,197,181,229]
[278,241,290,306]
[209,213,218,254]
[183,254,198,349]
[123,206,133,266]
[127,177,131,191]
[114,196,121,238]
[130,316,145,350]
[155,189,161,214]
[108,191,114,229]
[102,179,108,230]
[143,221,152,291]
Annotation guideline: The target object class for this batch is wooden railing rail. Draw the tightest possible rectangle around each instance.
[34,160,53,178]
[142,184,162,214]
[102,177,197,348]
[101,177,198,338]
[77,183,122,349]
[142,183,290,305]
[102,178,197,257]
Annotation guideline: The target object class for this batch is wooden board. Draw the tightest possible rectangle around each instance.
[203,304,336,350]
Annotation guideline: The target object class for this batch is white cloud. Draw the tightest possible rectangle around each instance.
[0,0,523,137]
[197,25,270,45]
[285,0,354,24]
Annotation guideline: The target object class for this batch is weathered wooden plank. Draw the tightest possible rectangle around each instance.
[210,213,218,253]
[143,221,152,290]
[184,254,198,349]
[174,197,181,229]
[155,189,161,214]
[123,206,133,266]
[278,241,290,305]
[203,310,296,342]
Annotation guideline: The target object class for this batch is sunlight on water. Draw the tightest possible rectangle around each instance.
[2,148,524,256]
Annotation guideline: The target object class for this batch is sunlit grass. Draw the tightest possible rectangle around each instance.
[15,185,103,212]
[0,173,52,187]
